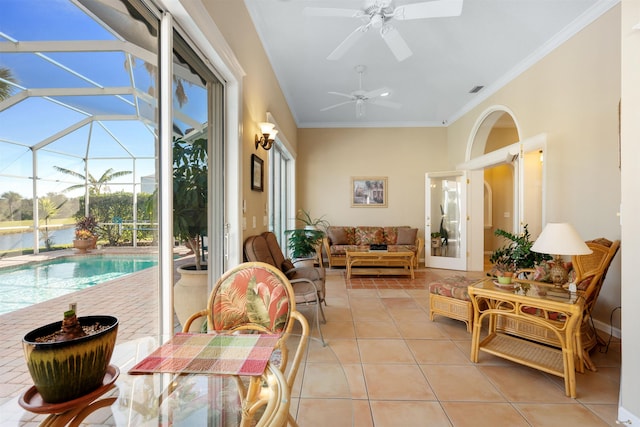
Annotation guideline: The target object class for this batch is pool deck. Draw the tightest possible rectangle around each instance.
[0,247,191,410]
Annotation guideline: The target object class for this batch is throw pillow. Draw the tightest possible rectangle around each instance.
[355,227,384,245]
[397,228,418,245]
[327,227,349,245]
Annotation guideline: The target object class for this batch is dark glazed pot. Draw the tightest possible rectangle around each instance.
[22,315,118,403]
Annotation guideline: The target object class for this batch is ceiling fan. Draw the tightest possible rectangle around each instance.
[305,0,463,62]
[321,65,401,118]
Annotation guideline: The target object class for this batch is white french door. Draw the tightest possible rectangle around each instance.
[425,171,467,270]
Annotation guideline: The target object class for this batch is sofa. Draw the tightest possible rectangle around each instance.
[322,226,423,268]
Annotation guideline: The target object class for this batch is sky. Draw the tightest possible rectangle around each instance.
[0,0,208,198]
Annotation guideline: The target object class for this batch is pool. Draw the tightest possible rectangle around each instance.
[0,254,159,315]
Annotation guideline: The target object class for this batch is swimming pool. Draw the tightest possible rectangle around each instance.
[0,255,159,315]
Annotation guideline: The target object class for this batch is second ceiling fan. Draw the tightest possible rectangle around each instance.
[306,0,463,62]
[321,65,401,118]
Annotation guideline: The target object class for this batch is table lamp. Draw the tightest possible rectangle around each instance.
[530,223,592,287]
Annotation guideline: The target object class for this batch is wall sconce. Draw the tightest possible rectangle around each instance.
[255,122,277,151]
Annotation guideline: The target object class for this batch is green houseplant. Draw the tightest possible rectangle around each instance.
[285,228,324,260]
[285,209,328,260]
[295,209,330,230]
[489,224,552,279]
[171,137,209,331]
[173,137,208,270]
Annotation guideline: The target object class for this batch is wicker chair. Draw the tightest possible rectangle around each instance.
[496,238,620,371]
[182,262,310,427]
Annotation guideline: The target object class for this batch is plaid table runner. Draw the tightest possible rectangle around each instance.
[128,333,280,376]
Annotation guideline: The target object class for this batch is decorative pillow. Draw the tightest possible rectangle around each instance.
[327,227,349,245]
[383,227,399,244]
[397,228,418,245]
[355,226,384,245]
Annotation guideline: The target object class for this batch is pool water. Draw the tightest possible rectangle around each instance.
[0,255,158,315]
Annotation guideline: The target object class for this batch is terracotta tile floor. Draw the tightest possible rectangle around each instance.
[0,258,622,426]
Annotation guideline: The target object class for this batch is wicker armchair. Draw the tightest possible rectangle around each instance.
[496,238,620,371]
[182,262,309,427]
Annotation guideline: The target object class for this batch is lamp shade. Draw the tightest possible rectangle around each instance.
[531,223,592,256]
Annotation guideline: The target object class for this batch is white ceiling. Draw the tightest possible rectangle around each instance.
[243,0,617,128]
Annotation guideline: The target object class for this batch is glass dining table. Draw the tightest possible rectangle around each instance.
[2,334,353,426]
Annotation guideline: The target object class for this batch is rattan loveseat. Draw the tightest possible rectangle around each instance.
[322,225,423,268]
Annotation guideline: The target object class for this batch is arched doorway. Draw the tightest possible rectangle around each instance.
[459,106,545,271]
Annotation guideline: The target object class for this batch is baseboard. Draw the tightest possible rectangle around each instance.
[617,406,640,425]
[593,318,621,339]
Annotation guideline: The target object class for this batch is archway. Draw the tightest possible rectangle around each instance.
[462,106,545,271]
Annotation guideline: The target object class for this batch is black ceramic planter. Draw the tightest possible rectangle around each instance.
[22,315,118,404]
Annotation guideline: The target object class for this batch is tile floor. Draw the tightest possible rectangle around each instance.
[0,257,622,426]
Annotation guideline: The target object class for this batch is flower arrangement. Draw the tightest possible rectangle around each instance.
[75,229,94,240]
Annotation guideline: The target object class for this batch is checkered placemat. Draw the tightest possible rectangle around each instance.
[128,333,280,376]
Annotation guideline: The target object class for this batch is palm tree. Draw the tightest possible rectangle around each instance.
[39,197,64,250]
[53,166,132,195]
[1,191,22,221]
[0,67,17,101]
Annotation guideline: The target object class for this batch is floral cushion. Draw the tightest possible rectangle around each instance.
[212,266,290,333]
[355,226,385,245]
[428,276,479,302]
[383,227,404,244]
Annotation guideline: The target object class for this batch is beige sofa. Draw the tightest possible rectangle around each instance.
[322,226,423,268]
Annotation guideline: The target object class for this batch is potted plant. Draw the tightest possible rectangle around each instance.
[295,209,330,230]
[430,232,442,247]
[285,210,328,261]
[489,224,552,283]
[21,306,118,404]
[285,228,325,260]
[171,137,209,331]
[173,137,208,269]
[73,215,98,252]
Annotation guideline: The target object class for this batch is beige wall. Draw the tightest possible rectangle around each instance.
[296,127,447,239]
[448,5,622,322]
[206,0,297,239]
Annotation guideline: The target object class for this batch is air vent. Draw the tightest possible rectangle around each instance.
[469,85,484,94]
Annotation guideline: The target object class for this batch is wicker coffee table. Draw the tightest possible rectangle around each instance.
[345,250,415,279]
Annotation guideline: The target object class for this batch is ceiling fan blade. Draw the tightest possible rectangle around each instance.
[380,26,412,61]
[327,25,369,60]
[328,91,355,99]
[321,100,355,112]
[394,0,463,20]
[370,99,402,109]
[304,7,363,18]
[363,87,391,99]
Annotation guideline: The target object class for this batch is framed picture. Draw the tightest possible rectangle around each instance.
[251,154,263,192]
[351,176,387,207]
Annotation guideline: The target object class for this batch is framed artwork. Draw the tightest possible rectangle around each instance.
[351,176,387,207]
[251,154,263,192]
